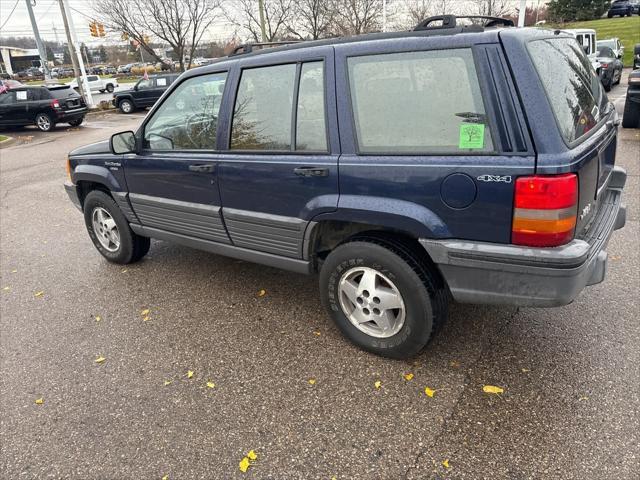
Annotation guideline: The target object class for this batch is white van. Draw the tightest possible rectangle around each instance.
[563,29,599,72]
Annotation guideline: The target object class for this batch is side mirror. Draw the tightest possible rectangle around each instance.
[133,84,139,91]
[110,130,136,154]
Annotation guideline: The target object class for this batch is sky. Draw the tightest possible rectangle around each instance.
[0,0,543,48]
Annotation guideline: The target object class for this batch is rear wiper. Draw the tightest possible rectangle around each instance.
[455,112,487,124]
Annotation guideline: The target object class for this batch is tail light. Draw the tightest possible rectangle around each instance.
[600,62,609,68]
[512,174,578,247]
[50,99,60,109]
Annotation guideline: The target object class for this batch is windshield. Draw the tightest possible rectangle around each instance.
[528,37,608,144]
[597,39,615,50]
[597,46,614,57]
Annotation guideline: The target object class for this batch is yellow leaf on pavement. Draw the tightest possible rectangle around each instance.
[11,269,17,273]
[374,380,382,389]
[34,291,44,297]
[247,450,257,461]
[95,356,106,364]
[483,385,504,394]
[140,308,150,316]
[2,286,10,291]
[121,268,128,273]
[403,373,414,381]
[206,381,215,389]
[442,459,450,469]
[35,397,44,405]
[162,476,168,480]
[164,380,172,386]
[258,289,266,297]
[187,370,194,379]
[239,457,250,473]
[313,330,321,336]
[142,316,150,322]
[521,368,530,373]
[95,315,102,322]
[424,387,436,397]
[308,378,316,385]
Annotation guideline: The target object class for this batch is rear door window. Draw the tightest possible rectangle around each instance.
[347,49,493,153]
[528,37,606,144]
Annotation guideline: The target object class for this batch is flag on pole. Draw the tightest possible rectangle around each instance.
[143,69,149,81]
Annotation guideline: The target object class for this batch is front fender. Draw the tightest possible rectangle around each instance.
[73,164,122,191]
[312,195,450,238]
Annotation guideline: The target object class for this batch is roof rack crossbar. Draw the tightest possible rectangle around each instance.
[413,15,514,31]
[230,41,302,56]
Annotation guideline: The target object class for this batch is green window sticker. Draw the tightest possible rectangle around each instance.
[459,123,485,149]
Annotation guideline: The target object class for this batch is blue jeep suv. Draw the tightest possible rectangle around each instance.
[64,16,627,358]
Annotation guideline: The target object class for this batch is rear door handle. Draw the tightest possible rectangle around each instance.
[293,166,329,177]
[188,164,215,173]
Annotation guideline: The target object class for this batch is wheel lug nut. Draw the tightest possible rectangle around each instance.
[363,308,370,315]
[373,297,380,304]
[363,290,370,298]
[373,308,380,315]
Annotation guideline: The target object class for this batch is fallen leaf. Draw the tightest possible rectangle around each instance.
[247,450,257,461]
[141,308,150,316]
[11,269,17,273]
[308,378,316,385]
[162,476,168,480]
[313,330,321,336]
[206,381,215,389]
[164,380,172,386]
[95,356,106,364]
[142,316,150,322]
[450,360,460,368]
[611,255,621,261]
[442,459,450,469]
[579,396,589,401]
[187,370,194,379]
[34,291,44,297]
[258,289,266,297]
[2,286,10,291]
[121,268,128,273]
[374,380,382,389]
[424,387,436,398]
[95,315,102,322]
[35,397,44,405]
[239,457,250,473]
[482,385,504,395]
[521,368,530,373]
[403,373,414,381]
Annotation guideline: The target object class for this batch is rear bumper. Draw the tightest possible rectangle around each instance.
[420,167,627,307]
[55,107,87,122]
[64,181,82,211]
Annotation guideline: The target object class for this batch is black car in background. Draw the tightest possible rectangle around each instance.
[112,73,179,113]
[607,0,638,16]
[0,85,87,132]
[596,45,623,91]
[622,70,640,127]
[634,44,640,69]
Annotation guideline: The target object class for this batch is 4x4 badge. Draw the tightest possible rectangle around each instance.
[477,174,512,183]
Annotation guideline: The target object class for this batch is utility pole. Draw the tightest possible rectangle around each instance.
[25,0,50,80]
[58,0,93,107]
[383,0,387,33]
[518,0,527,27]
[258,0,267,42]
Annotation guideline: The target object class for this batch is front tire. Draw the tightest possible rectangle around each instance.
[83,190,150,264]
[319,237,448,359]
[35,112,54,132]
[622,98,640,128]
[106,83,114,93]
[119,99,134,114]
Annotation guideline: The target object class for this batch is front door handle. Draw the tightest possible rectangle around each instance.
[188,164,215,173]
[293,166,329,177]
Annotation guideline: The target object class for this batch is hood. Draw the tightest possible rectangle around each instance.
[69,139,110,156]
[115,87,135,96]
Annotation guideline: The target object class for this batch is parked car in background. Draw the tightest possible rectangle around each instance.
[631,0,640,14]
[596,45,623,91]
[597,38,624,61]
[64,19,627,358]
[563,29,599,72]
[0,85,86,131]
[117,64,133,74]
[622,70,640,127]
[608,0,636,16]
[68,75,119,93]
[57,67,75,78]
[0,78,24,90]
[112,73,179,113]
[103,65,117,75]
[634,44,640,69]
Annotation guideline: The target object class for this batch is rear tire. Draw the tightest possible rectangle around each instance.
[119,99,134,114]
[68,117,84,127]
[603,77,612,92]
[622,98,640,128]
[106,84,114,93]
[35,112,54,132]
[83,190,150,264]
[319,236,448,359]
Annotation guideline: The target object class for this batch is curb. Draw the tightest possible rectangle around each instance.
[0,136,16,149]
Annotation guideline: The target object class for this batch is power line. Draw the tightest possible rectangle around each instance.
[0,0,20,31]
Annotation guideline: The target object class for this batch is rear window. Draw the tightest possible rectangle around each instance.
[48,87,79,99]
[347,49,493,154]
[528,38,607,144]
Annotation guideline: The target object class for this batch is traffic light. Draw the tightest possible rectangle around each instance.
[89,21,98,37]
[97,23,105,37]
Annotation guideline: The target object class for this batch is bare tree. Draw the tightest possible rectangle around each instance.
[227,0,294,42]
[93,0,223,71]
[287,0,333,40]
[471,0,514,18]
[331,0,383,36]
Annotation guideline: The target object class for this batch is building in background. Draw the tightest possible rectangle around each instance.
[0,46,42,75]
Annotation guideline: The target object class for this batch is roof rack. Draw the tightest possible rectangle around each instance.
[229,41,302,56]
[413,15,514,31]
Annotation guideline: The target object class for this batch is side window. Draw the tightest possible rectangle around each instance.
[0,91,17,105]
[296,62,327,151]
[15,90,28,101]
[347,49,493,153]
[137,79,152,90]
[231,64,296,150]
[144,72,227,150]
[88,75,98,82]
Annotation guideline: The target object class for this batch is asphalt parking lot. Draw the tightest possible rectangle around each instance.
[1,76,638,479]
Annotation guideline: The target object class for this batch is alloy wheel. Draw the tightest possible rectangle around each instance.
[92,207,120,252]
